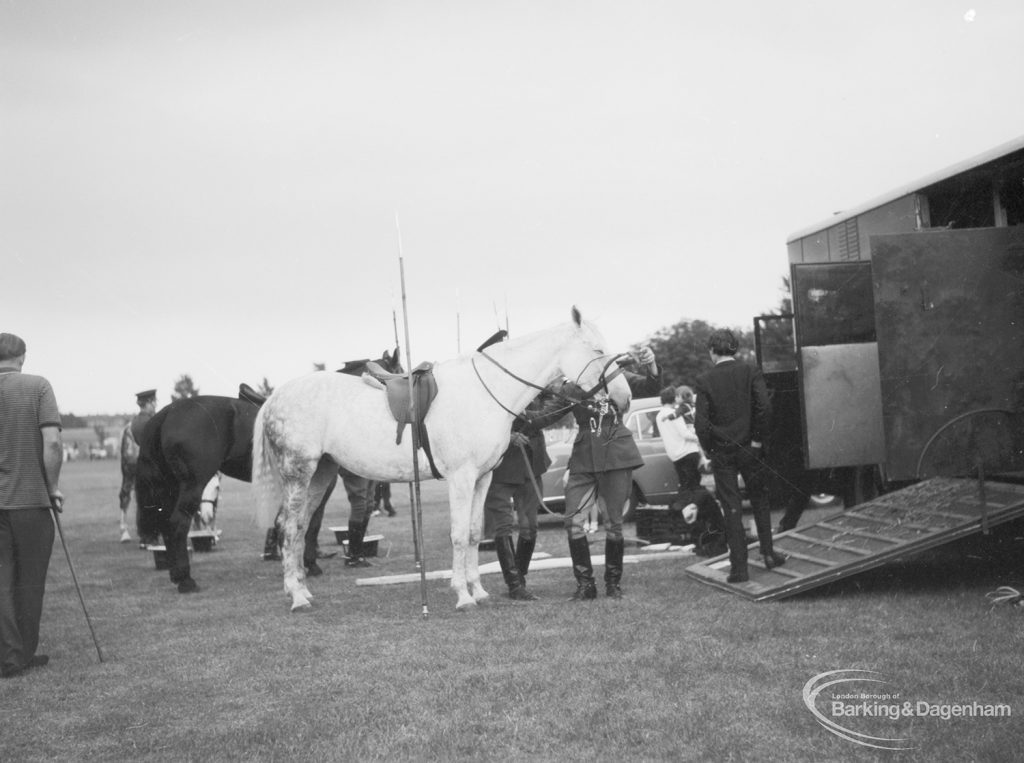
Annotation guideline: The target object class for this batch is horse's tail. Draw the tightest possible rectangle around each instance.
[252,403,283,529]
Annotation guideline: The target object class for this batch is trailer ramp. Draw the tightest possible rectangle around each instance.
[685,477,1024,601]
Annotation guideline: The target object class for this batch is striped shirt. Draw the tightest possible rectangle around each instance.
[0,368,62,510]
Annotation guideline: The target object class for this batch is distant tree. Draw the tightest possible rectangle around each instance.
[312,362,326,371]
[93,423,107,446]
[633,277,792,386]
[171,374,199,401]
[257,377,274,397]
[61,412,90,429]
[632,319,754,389]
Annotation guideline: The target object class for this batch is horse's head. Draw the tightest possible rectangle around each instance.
[558,306,632,414]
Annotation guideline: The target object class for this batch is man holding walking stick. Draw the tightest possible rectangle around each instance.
[0,332,63,678]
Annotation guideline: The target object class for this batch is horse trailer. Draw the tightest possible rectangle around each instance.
[756,135,1024,508]
[686,137,1024,599]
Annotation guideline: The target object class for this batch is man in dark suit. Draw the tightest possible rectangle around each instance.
[695,329,785,583]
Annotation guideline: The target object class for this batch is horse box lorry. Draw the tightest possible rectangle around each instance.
[755,135,1024,508]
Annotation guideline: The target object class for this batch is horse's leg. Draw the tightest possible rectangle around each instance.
[118,459,135,542]
[167,482,203,593]
[279,459,319,611]
[303,461,338,576]
[467,473,493,603]
[447,468,485,610]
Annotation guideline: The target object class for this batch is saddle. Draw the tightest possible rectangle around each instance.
[238,383,267,407]
[363,362,443,480]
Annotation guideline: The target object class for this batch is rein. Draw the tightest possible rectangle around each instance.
[471,349,633,422]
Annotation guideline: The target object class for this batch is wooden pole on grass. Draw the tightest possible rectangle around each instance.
[391,294,421,568]
[396,214,429,619]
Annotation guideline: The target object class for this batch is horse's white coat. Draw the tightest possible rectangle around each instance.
[253,309,632,611]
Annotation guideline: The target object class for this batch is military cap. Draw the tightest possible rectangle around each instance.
[136,389,157,405]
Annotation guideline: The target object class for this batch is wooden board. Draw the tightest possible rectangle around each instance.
[684,477,1024,601]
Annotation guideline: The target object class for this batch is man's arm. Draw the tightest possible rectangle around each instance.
[41,425,64,509]
[750,368,772,445]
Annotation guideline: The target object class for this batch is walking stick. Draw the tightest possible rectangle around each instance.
[396,214,429,619]
[51,501,105,663]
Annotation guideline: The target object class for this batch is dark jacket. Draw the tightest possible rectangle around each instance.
[694,357,771,456]
[566,369,660,474]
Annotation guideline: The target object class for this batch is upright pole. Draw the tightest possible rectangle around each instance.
[396,214,429,619]
[391,297,419,566]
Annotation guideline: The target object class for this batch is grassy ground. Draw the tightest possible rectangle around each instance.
[1,459,1022,762]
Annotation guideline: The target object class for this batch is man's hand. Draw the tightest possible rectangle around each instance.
[635,346,655,368]
[50,489,65,513]
[509,432,530,448]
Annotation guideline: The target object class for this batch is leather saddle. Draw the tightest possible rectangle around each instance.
[238,383,267,407]
[363,362,442,479]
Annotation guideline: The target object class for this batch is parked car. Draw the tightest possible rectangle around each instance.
[538,396,713,522]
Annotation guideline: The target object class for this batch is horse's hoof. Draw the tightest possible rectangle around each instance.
[472,589,491,603]
[177,579,199,594]
[306,562,323,577]
[119,530,131,543]
[290,596,312,612]
[455,598,478,611]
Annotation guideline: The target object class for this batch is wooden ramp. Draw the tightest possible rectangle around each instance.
[685,477,1024,601]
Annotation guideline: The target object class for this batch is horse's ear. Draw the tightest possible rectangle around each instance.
[571,306,582,326]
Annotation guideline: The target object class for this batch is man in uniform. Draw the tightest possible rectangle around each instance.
[119,389,157,544]
[483,393,563,600]
[562,347,660,600]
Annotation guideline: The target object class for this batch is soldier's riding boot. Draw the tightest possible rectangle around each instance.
[496,536,536,600]
[515,535,536,580]
[262,528,281,561]
[604,536,625,599]
[345,520,372,568]
[568,535,597,601]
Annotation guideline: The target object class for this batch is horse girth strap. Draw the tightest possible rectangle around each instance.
[381,364,443,480]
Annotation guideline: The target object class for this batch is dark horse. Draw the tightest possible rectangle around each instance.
[136,349,401,593]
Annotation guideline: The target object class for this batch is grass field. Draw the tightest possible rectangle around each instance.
[1,459,1022,762]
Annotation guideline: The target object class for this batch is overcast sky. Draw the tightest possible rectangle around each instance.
[4,1,1024,414]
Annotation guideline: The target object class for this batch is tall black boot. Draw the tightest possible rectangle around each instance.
[567,535,597,601]
[262,527,281,561]
[754,507,787,569]
[345,520,372,568]
[515,536,536,579]
[495,536,536,600]
[604,536,624,599]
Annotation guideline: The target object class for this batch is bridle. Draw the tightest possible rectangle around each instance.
[471,349,632,423]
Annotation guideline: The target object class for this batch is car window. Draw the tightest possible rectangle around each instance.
[626,409,660,440]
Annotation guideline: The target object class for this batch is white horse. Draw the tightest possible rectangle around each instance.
[252,307,632,611]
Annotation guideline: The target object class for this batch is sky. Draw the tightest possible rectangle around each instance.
[4,0,1024,415]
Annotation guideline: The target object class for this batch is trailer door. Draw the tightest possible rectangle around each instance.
[871,227,1024,481]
